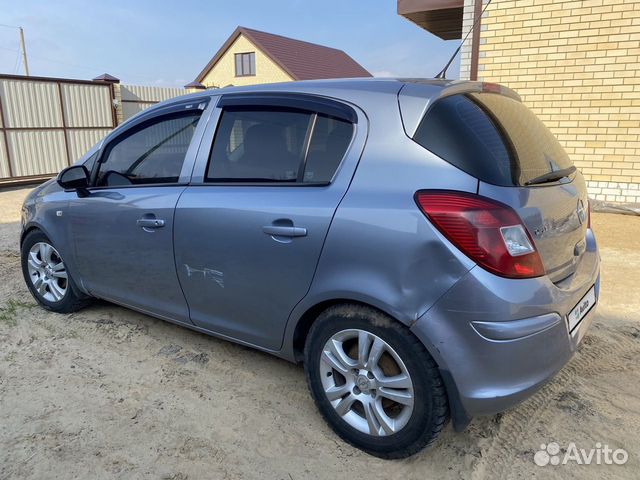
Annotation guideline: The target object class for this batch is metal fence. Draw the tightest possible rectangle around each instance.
[0,74,187,184]
[120,84,186,120]
[0,75,115,182]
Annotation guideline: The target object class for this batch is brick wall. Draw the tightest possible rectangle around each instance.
[460,0,477,80]
[471,0,640,203]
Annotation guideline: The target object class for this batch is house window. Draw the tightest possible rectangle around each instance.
[235,52,256,77]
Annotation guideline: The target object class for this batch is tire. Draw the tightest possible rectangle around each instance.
[21,229,90,313]
[304,304,449,459]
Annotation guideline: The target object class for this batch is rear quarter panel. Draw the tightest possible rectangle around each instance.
[282,89,480,356]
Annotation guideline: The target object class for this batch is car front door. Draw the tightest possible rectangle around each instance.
[174,94,365,350]
[68,99,212,322]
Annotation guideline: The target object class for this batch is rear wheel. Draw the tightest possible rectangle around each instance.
[21,230,90,313]
[304,304,449,459]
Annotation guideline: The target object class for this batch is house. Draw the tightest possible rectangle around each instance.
[188,26,371,89]
[398,0,640,205]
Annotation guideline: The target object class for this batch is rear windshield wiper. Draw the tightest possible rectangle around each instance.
[525,165,576,186]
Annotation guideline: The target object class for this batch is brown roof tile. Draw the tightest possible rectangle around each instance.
[195,26,371,83]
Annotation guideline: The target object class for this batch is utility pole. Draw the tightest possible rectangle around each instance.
[19,27,29,76]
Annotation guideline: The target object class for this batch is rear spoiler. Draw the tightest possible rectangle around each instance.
[398,80,521,138]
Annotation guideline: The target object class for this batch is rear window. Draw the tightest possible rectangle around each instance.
[413,93,573,186]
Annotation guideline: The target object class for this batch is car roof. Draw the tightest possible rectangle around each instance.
[128,78,519,133]
[161,77,452,104]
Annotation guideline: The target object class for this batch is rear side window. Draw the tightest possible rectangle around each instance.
[206,107,353,183]
[303,115,353,182]
[413,93,572,186]
[413,95,515,186]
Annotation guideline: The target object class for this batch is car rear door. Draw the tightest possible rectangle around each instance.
[68,99,212,322]
[174,93,365,350]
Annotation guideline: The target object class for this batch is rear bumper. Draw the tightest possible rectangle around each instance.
[411,228,600,421]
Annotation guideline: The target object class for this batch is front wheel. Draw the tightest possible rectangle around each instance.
[21,230,90,313]
[304,304,449,459]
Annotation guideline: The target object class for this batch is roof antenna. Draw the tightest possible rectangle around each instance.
[435,0,492,79]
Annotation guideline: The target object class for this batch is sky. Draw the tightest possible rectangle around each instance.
[0,0,462,87]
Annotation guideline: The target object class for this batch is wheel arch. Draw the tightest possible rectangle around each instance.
[20,223,45,246]
[20,221,89,297]
[286,295,470,431]
[290,298,398,363]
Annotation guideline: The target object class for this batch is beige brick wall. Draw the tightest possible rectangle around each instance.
[460,0,477,80]
[201,34,293,88]
[473,0,640,203]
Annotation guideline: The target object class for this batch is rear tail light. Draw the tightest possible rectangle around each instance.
[587,199,591,229]
[415,190,545,279]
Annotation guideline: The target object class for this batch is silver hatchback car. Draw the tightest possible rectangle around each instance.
[20,78,600,458]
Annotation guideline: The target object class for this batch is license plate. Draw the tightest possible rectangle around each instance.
[568,286,596,333]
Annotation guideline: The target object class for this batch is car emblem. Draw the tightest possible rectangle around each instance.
[576,199,587,225]
[356,375,370,390]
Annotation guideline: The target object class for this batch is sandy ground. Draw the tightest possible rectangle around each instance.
[0,185,639,480]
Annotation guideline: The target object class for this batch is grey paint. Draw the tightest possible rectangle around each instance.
[68,186,191,322]
[411,228,599,416]
[479,176,590,282]
[173,100,368,350]
[21,78,600,423]
[471,313,561,341]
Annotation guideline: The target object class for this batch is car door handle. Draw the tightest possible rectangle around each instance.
[262,225,307,237]
[137,218,165,229]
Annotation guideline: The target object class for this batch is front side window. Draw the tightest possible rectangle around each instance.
[96,110,202,187]
[206,107,353,183]
[83,151,99,173]
[235,52,256,77]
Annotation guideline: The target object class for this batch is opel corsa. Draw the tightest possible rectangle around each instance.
[20,78,600,458]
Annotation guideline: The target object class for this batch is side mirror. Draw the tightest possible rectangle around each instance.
[57,165,90,195]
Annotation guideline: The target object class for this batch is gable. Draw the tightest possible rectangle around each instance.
[199,34,293,88]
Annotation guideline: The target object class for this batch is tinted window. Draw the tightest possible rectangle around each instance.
[470,93,572,185]
[413,93,573,186]
[207,106,354,184]
[83,151,98,172]
[303,115,353,182]
[413,94,516,186]
[96,110,201,187]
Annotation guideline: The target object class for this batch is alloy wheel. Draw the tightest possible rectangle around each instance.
[26,242,68,303]
[319,329,414,436]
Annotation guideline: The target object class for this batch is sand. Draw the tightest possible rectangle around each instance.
[1,186,638,479]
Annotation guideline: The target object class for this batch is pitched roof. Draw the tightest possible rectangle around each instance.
[195,26,371,83]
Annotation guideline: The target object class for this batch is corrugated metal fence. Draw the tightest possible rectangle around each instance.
[0,74,187,184]
[120,84,185,120]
